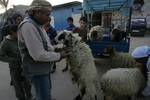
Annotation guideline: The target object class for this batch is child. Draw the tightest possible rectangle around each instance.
[73,17,88,42]
[0,24,34,100]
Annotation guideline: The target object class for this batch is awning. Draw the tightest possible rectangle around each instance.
[83,0,134,12]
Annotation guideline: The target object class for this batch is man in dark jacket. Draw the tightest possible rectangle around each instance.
[44,17,57,73]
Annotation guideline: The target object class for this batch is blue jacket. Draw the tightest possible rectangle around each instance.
[66,24,76,32]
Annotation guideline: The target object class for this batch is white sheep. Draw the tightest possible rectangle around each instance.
[55,30,99,100]
[88,25,104,41]
[106,46,137,68]
[101,64,147,100]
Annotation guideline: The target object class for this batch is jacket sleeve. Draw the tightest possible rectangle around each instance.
[18,22,61,62]
[0,40,14,62]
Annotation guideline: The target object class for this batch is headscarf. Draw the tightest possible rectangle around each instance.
[131,46,150,58]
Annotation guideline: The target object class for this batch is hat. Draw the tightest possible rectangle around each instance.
[132,46,150,58]
[29,0,52,10]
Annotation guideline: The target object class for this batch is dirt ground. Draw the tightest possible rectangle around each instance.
[0,31,150,100]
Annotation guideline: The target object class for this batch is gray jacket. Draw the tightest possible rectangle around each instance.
[18,17,60,76]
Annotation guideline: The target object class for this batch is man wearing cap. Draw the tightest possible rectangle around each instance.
[17,0,70,100]
[132,46,150,99]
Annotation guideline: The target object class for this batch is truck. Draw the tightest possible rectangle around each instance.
[130,17,147,36]
[83,0,134,57]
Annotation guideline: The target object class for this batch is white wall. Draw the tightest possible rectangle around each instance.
[72,13,81,27]
[50,16,55,27]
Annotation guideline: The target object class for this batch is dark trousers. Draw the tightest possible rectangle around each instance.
[29,74,52,100]
[10,68,32,100]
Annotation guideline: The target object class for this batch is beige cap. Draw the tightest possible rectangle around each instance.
[29,0,52,11]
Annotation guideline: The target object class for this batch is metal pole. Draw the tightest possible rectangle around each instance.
[128,7,132,33]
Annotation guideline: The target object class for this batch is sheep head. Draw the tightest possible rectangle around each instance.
[55,30,82,47]
[88,25,104,41]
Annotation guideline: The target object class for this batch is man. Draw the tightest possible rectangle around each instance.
[44,17,57,73]
[17,0,70,100]
[66,17,76,32]
[132,46,150,100]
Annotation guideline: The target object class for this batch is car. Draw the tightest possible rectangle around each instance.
[131,18,147,36]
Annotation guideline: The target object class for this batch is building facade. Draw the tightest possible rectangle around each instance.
[52,1,82,31]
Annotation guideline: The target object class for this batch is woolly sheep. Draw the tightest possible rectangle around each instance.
[88,25,104,41]
[111,28,127,42]
[106,46,137,68]
[55,30,99,100]
[101,64,147,100]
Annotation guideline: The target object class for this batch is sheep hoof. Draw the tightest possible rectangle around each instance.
[73,94,82,100]
[95,95,98,100]
[62,66,68,72]
[127,96,132,100]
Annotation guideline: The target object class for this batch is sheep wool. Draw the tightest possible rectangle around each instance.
[101,68,146,97]
[106,47,137,68]
[88,25,104,41]
[67,35,99,100]
[110,52,137,68]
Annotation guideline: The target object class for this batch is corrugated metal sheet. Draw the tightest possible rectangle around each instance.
[83,0,134,12]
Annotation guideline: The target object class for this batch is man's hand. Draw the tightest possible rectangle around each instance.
[55,48,63,52]
[60,48,72,59]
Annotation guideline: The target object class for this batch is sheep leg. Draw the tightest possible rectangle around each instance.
[62,62,68,72]
[130,95,138,100]
[127,96,132,100]
[73,94,82,100]
[95,95,98,100]
[80,87,86,96]
[73,87,86,100]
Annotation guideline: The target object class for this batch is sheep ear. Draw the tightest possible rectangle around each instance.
[55,31,66,42]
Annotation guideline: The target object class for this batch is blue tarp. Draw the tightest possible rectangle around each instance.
[83,0,134,12]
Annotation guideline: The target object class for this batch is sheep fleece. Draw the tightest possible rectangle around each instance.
[110,53,137,68]
[101,68,146,96]
[67,42,98,100]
